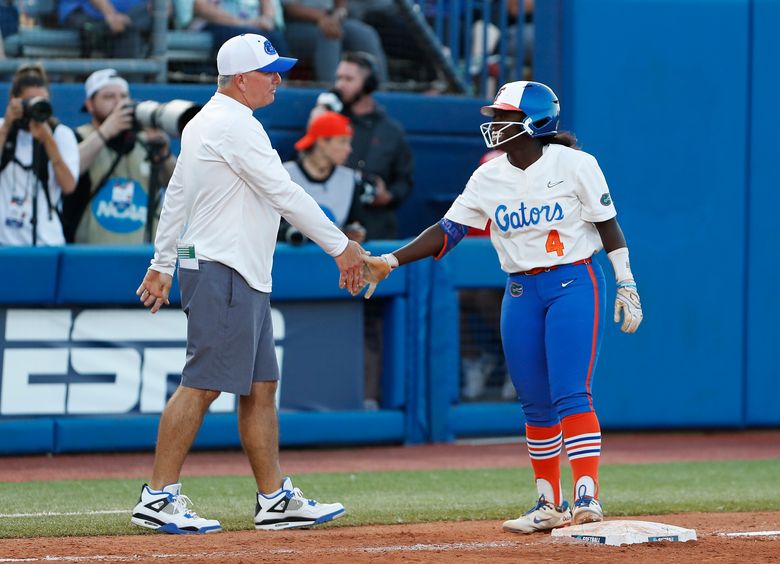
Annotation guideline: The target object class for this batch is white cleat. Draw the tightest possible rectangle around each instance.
[131,483,221,534]
[255,477,346,530]
[572,496,604,525]
[503,495,572,534]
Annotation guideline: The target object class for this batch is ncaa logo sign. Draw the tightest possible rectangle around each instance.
[91,177,147,234]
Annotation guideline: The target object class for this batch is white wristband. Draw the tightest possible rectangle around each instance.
[382,253,399,270]
[607,247,633,283]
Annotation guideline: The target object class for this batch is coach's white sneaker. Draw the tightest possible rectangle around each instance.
[572,495,603,525]
[255,477,346,530]
[502,495,572,534]
[131,483,222,534]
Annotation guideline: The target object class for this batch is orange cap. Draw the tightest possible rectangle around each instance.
[294,111,353,151]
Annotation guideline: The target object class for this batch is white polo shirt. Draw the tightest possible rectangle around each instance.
[445,144,617,273]
[150,92,348,292]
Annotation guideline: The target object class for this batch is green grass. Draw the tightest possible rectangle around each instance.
[1,459,779,538]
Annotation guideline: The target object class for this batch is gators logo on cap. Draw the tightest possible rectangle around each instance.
[263,40,276,55]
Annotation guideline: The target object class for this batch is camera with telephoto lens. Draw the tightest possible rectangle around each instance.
[127,99,202,138]
[20,96,53,127]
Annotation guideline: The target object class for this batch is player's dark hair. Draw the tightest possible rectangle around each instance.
[540,131,578,149]
[11,63,49,97]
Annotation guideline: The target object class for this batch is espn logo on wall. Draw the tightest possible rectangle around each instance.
[0,309,285,416]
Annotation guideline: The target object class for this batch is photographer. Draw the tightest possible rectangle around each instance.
[0,64,78,246]
[279,111,367,246]
[62,69,177,244]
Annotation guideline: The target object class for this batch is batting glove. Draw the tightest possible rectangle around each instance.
[353,254,397,299]
[614,280,643,333]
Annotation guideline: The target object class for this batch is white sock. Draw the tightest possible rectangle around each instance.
[260,487,282,499]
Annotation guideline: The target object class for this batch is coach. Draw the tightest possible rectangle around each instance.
[132,33,364,534]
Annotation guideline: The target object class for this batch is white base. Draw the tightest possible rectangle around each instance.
[551,520,697,546]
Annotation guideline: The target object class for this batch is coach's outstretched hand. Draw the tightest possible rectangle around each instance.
[335,240,369,295]
[136,269,172,314]
[614,281,642,333]
[353,254,396,299]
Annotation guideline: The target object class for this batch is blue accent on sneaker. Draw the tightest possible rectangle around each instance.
[575,495,596,508]
[313,507,346,525]
[158,522,222,535]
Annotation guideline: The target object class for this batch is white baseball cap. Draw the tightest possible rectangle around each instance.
[217,34,297,75]
[84,68,129,100]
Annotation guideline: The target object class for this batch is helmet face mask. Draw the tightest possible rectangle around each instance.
[480,119,531,148]
[479,81,560,147]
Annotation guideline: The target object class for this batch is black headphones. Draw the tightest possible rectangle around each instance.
[343,51,379,95]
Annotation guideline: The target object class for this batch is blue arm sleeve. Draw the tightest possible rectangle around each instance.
[435,218,469,260]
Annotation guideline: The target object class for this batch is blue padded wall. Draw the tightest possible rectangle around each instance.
[559,0,750,427]
[746,0,780,425]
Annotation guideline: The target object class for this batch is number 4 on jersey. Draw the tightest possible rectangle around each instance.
[545,230,565,257]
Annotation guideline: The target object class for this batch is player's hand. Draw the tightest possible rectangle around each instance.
[614,280,642,333]
[335,240,368,294]
[136,269,172,314]
[353,254,395,299]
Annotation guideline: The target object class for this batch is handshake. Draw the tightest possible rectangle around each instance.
[349,253,398,299]
[335,241,398,298]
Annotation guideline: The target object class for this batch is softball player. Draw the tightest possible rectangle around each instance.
[359,81,643,533]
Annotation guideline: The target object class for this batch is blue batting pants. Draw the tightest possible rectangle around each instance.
[500,261,606,426]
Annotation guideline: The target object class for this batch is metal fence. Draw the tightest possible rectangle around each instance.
[0,0,530,93]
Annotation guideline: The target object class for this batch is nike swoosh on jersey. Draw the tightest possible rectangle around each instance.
[547,180,564,188]
[561,279,575,287]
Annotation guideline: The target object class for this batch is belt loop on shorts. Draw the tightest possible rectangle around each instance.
[511,257,592,276]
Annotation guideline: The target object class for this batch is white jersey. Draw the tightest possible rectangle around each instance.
[444,144,616,273]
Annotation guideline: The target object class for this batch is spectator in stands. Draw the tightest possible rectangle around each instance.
[0,64,78,246]
[280,111,367,245]
[59,0,151,58]
[282,0,388,83]
[0,0,19,59]
[61,69,177,244]
[315,51,412,240]
[470,0,534,78]
[178,0,289,56]
[347,0,435,82]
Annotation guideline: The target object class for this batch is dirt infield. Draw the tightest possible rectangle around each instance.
[1,431,779,562]
[1,512,779,562]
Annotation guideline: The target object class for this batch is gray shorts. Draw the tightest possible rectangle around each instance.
[178,261,279,396]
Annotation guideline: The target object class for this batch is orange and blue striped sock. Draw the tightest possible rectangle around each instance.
[561,411,602,501]
[525,423,563,505]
